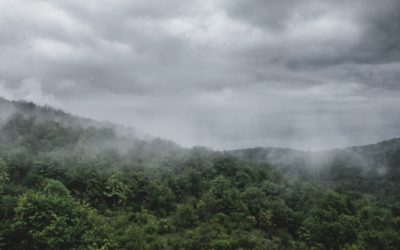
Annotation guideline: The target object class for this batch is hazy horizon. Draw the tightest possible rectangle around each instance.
[1,0,400,151]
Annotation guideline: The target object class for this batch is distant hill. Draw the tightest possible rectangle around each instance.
[0,97,148,139]
[229,138,400,199]
[0,97,183,166]
[229,138,400,176]
[1,97,400,197]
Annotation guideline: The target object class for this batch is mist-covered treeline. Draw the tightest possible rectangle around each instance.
[1,100,400,249]
[229,139,400,202]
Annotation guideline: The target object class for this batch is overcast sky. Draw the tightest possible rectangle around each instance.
[0,0,400,150]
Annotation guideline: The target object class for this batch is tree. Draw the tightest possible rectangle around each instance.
[43,179,71,196]
[0,159,8,193]
[175,204,198,228]
[105,173,130,208]
[12,186,110,249]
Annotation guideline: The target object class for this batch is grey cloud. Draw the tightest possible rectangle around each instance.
[225,0,321,31]
[354,0,400,63]
[225,0,400,66]
[0,0,399,150]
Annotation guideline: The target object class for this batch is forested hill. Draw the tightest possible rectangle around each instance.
[1,98,400,249]
[0,97,182,164]
[0,97,94,127]
[229,138,400,174]
[0,97,149,139]
[229,139,400,199]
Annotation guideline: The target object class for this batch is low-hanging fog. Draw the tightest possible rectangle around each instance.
[1,0,400,151]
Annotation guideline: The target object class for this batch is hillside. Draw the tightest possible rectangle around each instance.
[0,99,400,249]
[0,97,183,165]
[229,139,400,200]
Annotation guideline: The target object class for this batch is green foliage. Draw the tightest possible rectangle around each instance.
[175,204,198,228]
[0,158,9,192]
[12,191,108,249]
[43,179,71,196]
[105,173,130,207]
[1,103,400,249]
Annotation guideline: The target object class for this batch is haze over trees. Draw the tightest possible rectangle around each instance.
[0,98,400,249]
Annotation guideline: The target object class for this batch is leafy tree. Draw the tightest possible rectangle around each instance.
[12,188,109,249]
[0,158,8,193]
[43,179,71,196]
[105,173,130,208]
[175,204,198,228]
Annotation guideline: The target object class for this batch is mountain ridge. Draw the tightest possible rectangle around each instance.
[1,97,400,249]
[2,96,399,153]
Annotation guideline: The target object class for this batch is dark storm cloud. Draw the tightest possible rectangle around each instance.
[225,0,322,30]
[225,0,400,66]
[0,0,399,150]
[354,0,400,63]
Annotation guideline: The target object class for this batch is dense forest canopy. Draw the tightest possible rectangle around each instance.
[0,98,400,250]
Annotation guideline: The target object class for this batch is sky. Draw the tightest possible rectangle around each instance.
[0,0,400,150]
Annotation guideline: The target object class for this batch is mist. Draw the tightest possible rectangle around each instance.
[1,0,400,151]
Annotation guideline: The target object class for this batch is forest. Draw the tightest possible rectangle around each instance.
[1,99,400,250]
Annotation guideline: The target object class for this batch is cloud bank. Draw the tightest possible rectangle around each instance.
[0,0,399,150]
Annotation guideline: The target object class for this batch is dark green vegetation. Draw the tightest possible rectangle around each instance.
[1,98,400,249]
